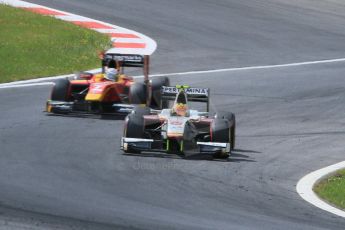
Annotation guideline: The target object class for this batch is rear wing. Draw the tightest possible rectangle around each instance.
[102,53,144,72]
[102,51,151,106]
[161,86,210,112]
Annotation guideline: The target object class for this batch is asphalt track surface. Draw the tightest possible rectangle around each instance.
[1,0,345,229]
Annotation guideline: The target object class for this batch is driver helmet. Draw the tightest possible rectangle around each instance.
[173,90,189,116]
[173,103,188,116]
[105,68,117,81]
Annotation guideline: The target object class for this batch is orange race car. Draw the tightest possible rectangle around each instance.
[46,52,169,115]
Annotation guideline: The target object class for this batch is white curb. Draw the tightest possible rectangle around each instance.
[296,161,345,218]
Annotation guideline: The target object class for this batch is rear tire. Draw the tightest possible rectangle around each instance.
[211,119,230,159]
[129,82,146,104]
[211,119,230,143]
[151,76,170,109]
[230,119,236,150]
[51,79,70,101]
[215,111,234,125]
[215,111,235,150]
[131,106,151,117]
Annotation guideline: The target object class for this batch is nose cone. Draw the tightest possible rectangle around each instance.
[176,90,187,104]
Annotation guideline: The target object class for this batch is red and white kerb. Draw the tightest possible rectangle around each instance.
[0,0,157,55]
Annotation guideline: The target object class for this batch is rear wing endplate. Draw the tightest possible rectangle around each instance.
[161,86,210,112]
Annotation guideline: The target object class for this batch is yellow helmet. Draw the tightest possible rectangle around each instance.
[173,103,188,116]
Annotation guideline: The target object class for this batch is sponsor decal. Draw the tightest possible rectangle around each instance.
[105,54,144,63]
[167,117,187,136]
[90,83,105,93]
[89,82,113,94]
[169,117,184,125]
[162,86,208,96]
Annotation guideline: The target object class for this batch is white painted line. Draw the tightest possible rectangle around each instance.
[0,69,101,87]
[130,57,345,79]
[296,161,345,218]
[0,74,72,87]
[148,57,345,77]
[2,57,345,88]
[0,82,53,89]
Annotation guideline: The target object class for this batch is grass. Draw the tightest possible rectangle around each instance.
[314,169,345,210]
[0,4,110,83]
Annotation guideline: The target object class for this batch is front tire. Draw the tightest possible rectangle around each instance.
[123,107,150,153]
[51,78,70,101]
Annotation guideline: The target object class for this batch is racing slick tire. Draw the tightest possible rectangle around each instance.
[51,78,70,101]
[129,82,146,104]
[123,107,150,153]
[211,119,231,159]
[215,111,236,150]
[151,76,170,109]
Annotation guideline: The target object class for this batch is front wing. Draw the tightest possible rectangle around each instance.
[46,100,138,115]
[121,137,231,155]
